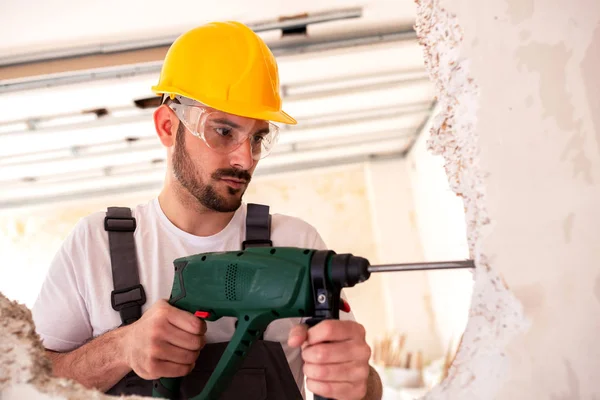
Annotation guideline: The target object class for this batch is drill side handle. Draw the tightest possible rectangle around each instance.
[193,313,270,400]
[307,250,340,400]
[305,308,339,400]
[305,312,338,400]
[153,313,270,400]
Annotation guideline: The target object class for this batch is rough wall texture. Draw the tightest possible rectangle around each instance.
[417,0,600,398]
[0,292,147,399]
[414,1,529,398]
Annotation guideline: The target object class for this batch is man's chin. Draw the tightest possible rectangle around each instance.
[219,199,242,213]
[216,191,244,212]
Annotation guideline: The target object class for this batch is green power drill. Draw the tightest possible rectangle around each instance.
[151,246,474,400]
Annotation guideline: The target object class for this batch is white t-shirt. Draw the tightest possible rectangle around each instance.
[32,198,354,395]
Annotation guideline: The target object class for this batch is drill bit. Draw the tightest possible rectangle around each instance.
[368,260,475,273]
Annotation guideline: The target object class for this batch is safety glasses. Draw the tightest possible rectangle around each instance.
[167,96,280,161]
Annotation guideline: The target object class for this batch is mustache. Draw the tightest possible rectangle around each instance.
[211,168,252,183]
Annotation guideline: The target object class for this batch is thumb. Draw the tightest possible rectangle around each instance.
[287,323,308,348]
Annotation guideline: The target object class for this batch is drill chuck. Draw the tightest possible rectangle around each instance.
[329,254,371,288]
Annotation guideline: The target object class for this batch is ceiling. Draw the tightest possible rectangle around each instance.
[0,0,435,210]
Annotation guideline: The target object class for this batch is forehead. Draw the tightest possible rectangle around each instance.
[178,97,269,128]
[205,106,267,126]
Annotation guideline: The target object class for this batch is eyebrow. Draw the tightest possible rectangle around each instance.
[212,118,271,135]
[253,127,271,135]
[210,118,242,129]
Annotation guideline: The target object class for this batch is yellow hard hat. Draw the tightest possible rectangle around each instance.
[152,21,296,125]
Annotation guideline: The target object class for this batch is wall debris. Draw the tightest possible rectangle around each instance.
[0,292,147,399]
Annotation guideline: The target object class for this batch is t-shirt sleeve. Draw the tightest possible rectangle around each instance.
[31,222,92,352]
[309,229,328,251]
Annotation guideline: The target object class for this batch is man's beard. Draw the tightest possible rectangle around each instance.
[172,124,252,212]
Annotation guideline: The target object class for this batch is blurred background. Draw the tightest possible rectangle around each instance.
[0,1,473,398]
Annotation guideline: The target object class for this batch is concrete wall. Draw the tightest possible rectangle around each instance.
[437,0,600,397]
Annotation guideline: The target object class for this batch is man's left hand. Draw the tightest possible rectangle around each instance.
[288,320,372,400]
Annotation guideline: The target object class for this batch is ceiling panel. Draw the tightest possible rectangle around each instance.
[0,0,417,57]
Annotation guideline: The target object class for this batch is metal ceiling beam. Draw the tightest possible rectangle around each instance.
[0,150,406,211]
[0,25,417,93]
[0,8,364,68]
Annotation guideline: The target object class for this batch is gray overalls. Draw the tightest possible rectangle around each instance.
[103,204,303,400]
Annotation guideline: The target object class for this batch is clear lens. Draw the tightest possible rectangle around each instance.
[170,102,279,160]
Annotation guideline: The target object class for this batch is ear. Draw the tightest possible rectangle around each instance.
[153,104,177,147]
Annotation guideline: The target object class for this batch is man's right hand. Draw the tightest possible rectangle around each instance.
[123,299,206,380]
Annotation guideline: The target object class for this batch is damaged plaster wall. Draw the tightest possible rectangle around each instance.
[415,0,600,398]
[414,1,528,398]
[446,0,600,398]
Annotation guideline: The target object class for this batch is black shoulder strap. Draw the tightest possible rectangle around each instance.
[104,207,146,325]
[242,203,272,249]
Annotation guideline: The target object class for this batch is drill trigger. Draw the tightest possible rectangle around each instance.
[194,310,211,319]
[339,298,351,313]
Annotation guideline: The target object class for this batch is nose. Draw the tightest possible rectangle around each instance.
[229,138,255,170]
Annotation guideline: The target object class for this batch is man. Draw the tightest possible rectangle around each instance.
[32,21,382,400]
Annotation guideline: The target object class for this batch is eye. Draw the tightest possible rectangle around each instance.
[214,127,232,137]
[253,132,270,143]
[253,134,264,143]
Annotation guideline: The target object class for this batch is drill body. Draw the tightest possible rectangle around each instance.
[153,246,370,400]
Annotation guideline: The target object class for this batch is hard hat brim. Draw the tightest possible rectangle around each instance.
[152,85,297,125]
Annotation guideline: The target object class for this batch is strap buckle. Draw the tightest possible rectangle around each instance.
[242,239,273,250]
[104,216,136,232]
[111,284,146,325]
[111,284,146,310]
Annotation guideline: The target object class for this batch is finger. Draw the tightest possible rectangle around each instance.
[306,379,366,400]
[288,324,308,348]
[306,320,366,345]
[303,361,369,383]
[163,323,206,351]
[154,342,200,365]
[165,305,205,335]
[301,342,371,364]
[148,359,195,378]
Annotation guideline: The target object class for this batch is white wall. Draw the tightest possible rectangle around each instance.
[365,157,443,363]
[406,115,472,356]
[0,156,465,364]
[362,138,473,364]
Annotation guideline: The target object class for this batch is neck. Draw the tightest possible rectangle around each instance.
[158,182,237,237]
